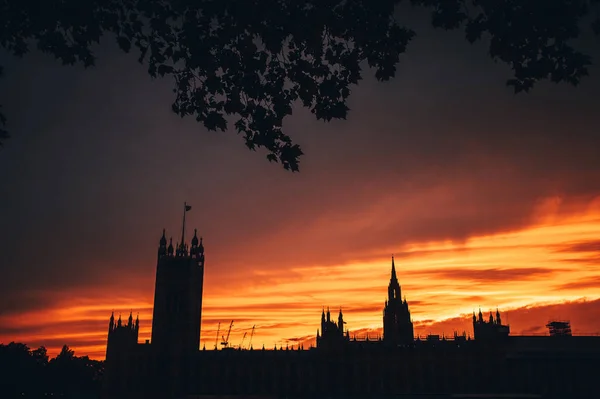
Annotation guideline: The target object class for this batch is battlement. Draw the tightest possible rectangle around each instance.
[157,227,205,261]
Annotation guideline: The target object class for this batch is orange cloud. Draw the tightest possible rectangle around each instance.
[1,196,600,359]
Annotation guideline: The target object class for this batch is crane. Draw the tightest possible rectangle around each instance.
[249,325,255,349]
[221,320,234,348]
[214,322,220,350]
[240,332,247,349]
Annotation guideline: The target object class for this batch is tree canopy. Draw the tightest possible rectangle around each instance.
[1,0,598,171]
[0,342,103,397]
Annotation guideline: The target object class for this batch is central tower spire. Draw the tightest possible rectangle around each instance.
[388,256,401,301]
[383,255,414,346]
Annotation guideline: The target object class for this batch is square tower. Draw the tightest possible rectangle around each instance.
[151,228,205,354]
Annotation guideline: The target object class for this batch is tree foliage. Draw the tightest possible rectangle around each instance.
[0,342,103,397]
[1,0,598,170]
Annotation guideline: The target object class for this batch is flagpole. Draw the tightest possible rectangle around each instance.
[181,201,187,251]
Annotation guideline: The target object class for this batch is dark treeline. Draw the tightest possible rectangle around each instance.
[0,342,104,398]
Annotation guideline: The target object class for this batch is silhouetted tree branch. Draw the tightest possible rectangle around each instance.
[1,0,598,170]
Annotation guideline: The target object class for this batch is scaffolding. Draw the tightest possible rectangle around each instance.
[546,320,572,336]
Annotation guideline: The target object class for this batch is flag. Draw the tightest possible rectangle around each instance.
[185,204,192,212]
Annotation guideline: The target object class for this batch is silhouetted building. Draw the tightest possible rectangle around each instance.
[151,228,205,355]
[383,256,414,345]
[103,217,600,399]
[472,308,510,342]
[106,311,139,360]
[316,307,349,350]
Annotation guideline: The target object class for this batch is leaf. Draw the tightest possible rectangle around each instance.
[203,111,227,131]
[116,36,131,53]
[157,64,174,76]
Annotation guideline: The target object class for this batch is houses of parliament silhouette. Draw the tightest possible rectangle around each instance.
[103,211,600,399]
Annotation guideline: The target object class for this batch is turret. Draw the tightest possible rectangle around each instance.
[128,311,133,328]
[191,229,199,247]
[496,308,502,325]
[158,229,167,257]
[117,314,122,327]
[109,311,114,332]
[167,237,174,256]
[338,308,344,334]
[191,229,204,260]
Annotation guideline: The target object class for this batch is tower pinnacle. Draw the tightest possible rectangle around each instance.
[391,255,398,282]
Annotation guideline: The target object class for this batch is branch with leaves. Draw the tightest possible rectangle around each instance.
[1,0,598,170]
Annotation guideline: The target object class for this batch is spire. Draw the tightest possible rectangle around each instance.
[191,229,199,246]
[109,311,115,331]
[167,237,174,255]
[160,229,167,246]
[128,311,133,327]
[117,314,122,327]
[391,255,398,282]
[387,255,401,301]
[135,313,139,329]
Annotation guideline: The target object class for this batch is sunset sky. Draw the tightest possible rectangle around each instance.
[1,8,600,359]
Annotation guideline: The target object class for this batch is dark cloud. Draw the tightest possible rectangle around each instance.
[558,256,600,267]
[0,291,55,317]
[205,302,314,313]
[408,267,562,283]
[556,240,600,254]
[0,319,107,337]
[555,276,600,291]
